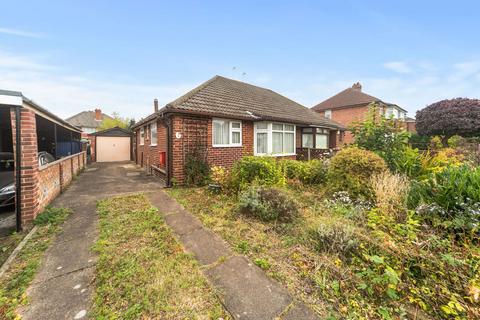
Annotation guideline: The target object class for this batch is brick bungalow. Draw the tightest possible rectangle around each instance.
[312,82,414,144]
[0,90,86,230]
[132,76,344,186]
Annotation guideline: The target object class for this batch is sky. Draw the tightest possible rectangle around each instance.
[0,0,479,120]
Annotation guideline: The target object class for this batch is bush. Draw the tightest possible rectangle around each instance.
[327,147,387,200]
[392,146,424,178]
[231,156,285,190]
[281,159,327,185]
[409,133,431,150]
[408,166,480,233]
[238,186,298,222]
[184,150,210,186]
[308,220,359,259]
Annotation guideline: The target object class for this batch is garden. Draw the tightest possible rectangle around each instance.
[169,100,480,319]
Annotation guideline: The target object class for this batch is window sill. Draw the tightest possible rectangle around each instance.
[212,144,242,148]
[150,144,157,147]
[254,153,296,157]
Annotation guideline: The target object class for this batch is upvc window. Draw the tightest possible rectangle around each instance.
[316,132,329,149]
[150,122,157,146]
[254,122,296,156]
[212,119,242,147]
[139,127,145,145]
[324,109,332,119]
[302,128,314,148]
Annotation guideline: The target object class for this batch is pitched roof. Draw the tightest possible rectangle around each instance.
[66,111,113,128]
[312,86,380,111]
[154,75,343,128]
[92,126,132,137]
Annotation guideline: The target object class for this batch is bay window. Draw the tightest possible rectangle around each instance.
[302,128,314,148]
[254,122,295,156]
[301,127,330,149]
[212,118,242,147]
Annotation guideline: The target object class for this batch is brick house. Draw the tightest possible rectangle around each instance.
[312,82,413,144]
[0,90,86,230]
[66,108,113,136]
[132,76,344,186]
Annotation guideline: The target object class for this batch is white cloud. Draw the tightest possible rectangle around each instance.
[383,61,413,74]
[0,49,192,120]
[0,27,44,39]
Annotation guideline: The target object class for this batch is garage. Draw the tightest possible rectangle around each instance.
[93,127,132,162]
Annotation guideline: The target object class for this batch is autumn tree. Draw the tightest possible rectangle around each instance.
[416,98,480,145]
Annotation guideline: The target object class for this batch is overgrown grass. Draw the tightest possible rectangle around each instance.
[0,206,70,319]
[92,194,229,320]
[167,186,480,319]
[0,232,25,266]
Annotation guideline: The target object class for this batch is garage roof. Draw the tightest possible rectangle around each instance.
[92,126,132,137]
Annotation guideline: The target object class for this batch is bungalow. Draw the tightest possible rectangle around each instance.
[132,76,345,186]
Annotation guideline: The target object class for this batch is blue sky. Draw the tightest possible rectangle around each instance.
[0,1,479,120]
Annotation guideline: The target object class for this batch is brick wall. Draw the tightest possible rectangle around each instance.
[317,105,369,144]
[37,152,86,214]
[135,119,167,178]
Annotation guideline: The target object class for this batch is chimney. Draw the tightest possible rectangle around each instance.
[352,82,362,91]
[94,108,102,121]
[154,98,159,113]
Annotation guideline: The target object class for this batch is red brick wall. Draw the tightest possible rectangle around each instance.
[318,105,369,144]
[135,119,167,177]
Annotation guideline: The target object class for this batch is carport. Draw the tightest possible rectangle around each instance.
[0,90,85,232]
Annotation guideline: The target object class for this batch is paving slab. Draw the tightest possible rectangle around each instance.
[281,303,320,320]
[205,255,292,319]
[179,227,232,265]
[148,191,185,215]
[164,211,203,235]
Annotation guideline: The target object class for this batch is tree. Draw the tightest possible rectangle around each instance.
[98,112,133,131]
[416,98,480,145]
[350,102,410,170]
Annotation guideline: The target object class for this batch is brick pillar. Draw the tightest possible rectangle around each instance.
[11,108,40,226]
[171,115,185,184]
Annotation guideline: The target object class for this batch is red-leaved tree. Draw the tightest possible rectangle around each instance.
[416,98,480,144]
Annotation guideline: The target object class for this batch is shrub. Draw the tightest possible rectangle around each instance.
[238,186,298,222]
[422,148,464,175]
[281,159,327,185]
[409,133,431,150]
[308,220,359,259]
[231,156,285,190]
[184,148,210,186]
[327,147,387,200]
[371,172,410,223]
[408,166,480,233]
[392,146,424,178]
[323,191,372,223]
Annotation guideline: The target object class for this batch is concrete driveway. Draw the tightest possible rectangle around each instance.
[19,161,164,320]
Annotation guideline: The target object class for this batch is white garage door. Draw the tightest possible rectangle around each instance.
[96,136,131,162]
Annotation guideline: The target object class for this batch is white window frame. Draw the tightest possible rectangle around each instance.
[254,122,296,156]
[324,109,332,119]
[212,118,242,147]
[150,122,157,146]
[139,127,145,145]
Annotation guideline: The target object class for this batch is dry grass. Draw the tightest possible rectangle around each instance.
[92,194,229,320]
[371,171,410,222]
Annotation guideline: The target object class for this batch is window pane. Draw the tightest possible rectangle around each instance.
[273,123,283,131]
[257,133,267,154]
[232,131,241,144]
[303,128,313,133]
[273,132,283,154]
[284,133,294,153]
[231,122,241,129]
[316,134,328,149]
[256,122,268,130]
[284,124,294,131]
[214,121,229,145]
[302,134,313,148]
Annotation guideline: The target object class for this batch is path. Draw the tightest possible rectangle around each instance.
[148,192,319,320]
[19,162,164,319]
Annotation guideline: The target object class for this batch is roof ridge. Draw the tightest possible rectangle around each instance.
[312,87,380,111]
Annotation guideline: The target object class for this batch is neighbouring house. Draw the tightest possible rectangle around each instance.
[0,90,86,230]
[312,82,414,144]
[132,75,345,186]
[66,108,113,136]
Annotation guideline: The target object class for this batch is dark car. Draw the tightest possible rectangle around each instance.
[0,151,56,208]
[0,152,15,208]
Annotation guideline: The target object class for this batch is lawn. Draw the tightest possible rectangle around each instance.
[0,231,25,266]
[92,194,229,320]
[0,207,71,319]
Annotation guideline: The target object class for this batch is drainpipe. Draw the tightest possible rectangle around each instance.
[14,106,22,231]
[166,114,173,188]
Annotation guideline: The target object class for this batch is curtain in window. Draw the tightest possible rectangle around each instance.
[316,134,328,149]
[285,133,294,153]
[272,132,283,154]
[232,131,240,144]
[302,134,313,148]
[213,121,229,145]
[257,133,267,154]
